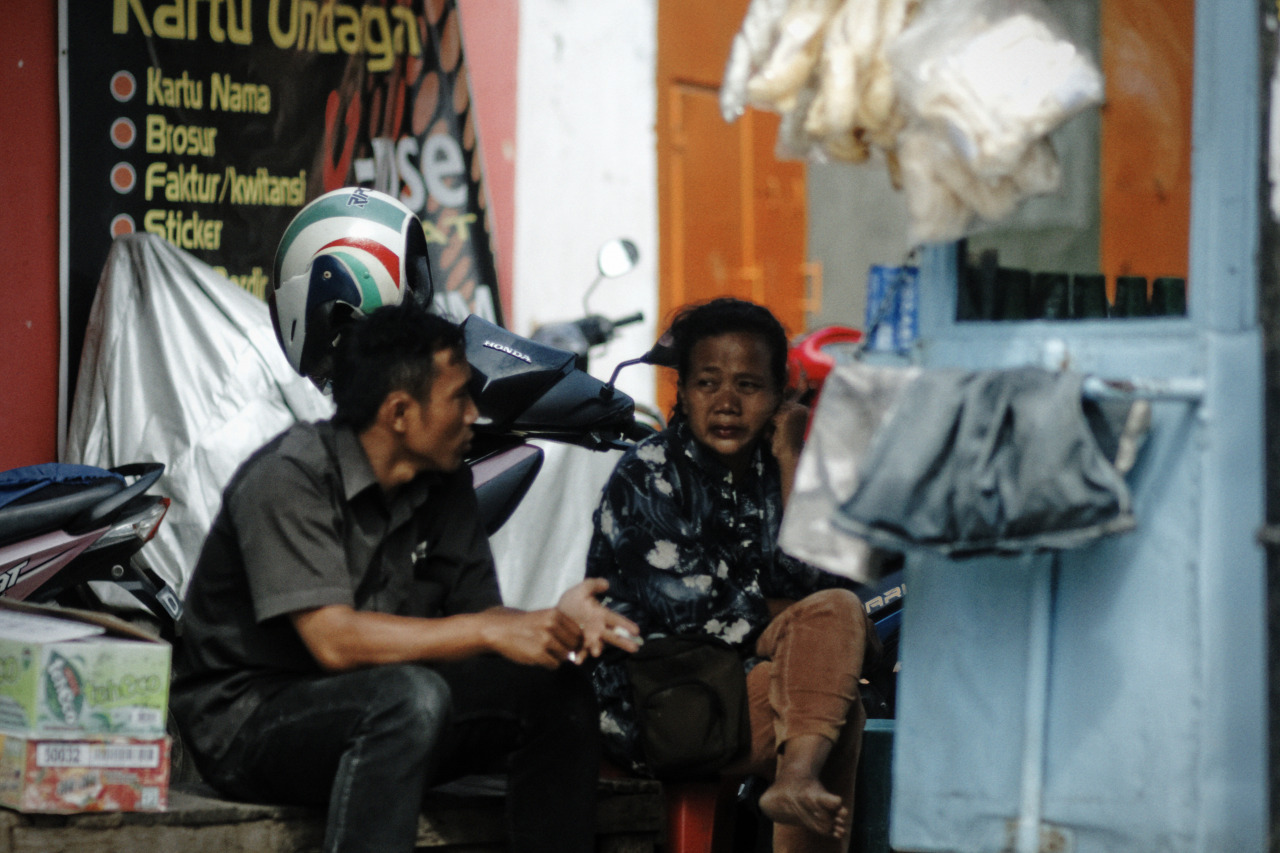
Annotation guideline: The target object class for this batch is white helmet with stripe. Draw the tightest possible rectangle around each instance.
[269,187,434,383]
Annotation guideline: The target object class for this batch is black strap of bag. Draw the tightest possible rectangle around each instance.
[625,635,749,778]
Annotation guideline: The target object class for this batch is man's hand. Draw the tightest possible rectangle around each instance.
[291,604,585,672]
[557,578,642,660]
[480,608,586,670]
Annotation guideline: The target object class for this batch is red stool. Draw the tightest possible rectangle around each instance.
[663,777,741,853]
[601,761,741,853]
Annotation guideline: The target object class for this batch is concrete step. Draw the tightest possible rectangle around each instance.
[0,776,665,853]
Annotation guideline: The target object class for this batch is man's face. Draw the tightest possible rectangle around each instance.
[403,347,478,473]
[678,331,781,478]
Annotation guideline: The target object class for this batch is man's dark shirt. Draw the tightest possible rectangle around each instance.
[171,420,499,764]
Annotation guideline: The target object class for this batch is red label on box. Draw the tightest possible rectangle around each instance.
[0,734,169,813]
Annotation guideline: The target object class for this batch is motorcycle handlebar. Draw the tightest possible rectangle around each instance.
[572,312,645,348]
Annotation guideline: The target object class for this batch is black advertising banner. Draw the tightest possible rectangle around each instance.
[62,0,501,391]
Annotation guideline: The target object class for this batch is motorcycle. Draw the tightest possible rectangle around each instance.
[0,462,182,639]
[464,313,650,534]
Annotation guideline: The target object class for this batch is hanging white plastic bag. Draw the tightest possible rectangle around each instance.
[722,0,920,167]
[721,0,791,121]
[898,125,1062,244]
[746,0,845,115]
[890,0,1103,178]
[799,0,914,162]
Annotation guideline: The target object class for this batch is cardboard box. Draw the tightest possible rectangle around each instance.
[0,601,170,738]
[0,733,169,812]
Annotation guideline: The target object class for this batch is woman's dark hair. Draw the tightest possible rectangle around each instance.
[667,297,790,393]
[331,301,465,431]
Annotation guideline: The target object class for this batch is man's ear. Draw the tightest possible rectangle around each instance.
[379,390,416,434]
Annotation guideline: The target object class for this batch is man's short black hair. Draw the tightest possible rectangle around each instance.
[331,302,466,432]
[668,297,790,393]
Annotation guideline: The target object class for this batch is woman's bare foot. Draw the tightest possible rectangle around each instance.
[758,776,849,838]
[759,733,849,838]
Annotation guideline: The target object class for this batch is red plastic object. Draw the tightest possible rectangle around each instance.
[600,760,740,853]
[787,325,863,395]
[664,778,740,853]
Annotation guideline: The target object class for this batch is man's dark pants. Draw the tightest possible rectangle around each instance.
[197,657,601,853]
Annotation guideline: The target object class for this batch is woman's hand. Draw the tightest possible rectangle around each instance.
[557,578,643,661]
[770,399,810,464]
[771,399,810,505]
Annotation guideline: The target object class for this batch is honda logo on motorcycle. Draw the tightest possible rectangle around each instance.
[482,341,532,363]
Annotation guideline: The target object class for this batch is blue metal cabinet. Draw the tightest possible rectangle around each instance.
[887,2,1267,851]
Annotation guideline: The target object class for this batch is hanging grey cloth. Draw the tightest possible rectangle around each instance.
[832,366,1138,557]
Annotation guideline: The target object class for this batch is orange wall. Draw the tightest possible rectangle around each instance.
[1100,0,1193,283]
[0,0,60,468]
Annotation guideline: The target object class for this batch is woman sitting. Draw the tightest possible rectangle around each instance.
[587,297,878,850]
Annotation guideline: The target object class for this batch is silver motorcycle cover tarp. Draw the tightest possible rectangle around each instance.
[64,234,334,598]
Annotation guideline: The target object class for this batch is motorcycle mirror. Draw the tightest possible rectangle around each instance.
[597,238,640,279]
[640,331,677,369]
[584,238,641,314]
[601,330,677,399]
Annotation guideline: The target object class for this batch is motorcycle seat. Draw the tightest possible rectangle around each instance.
[0,466,125,546]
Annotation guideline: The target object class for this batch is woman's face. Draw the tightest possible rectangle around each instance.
[679,331,781,477]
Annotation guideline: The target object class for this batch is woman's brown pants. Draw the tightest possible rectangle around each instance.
[732,588,873,853]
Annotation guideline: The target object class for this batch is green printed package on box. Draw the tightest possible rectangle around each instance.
[0,608,170,739]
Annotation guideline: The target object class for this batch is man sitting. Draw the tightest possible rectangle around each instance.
[171,301,639,853]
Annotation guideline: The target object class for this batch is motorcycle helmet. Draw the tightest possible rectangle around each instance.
[270,187,435,383]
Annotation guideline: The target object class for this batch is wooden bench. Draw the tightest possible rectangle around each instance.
[0,776,666,853]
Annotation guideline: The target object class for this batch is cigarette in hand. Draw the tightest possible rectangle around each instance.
[614,626,643,646]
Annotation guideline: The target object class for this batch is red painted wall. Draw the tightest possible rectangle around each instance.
[457,0,518,317]
[0,0,60,468]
